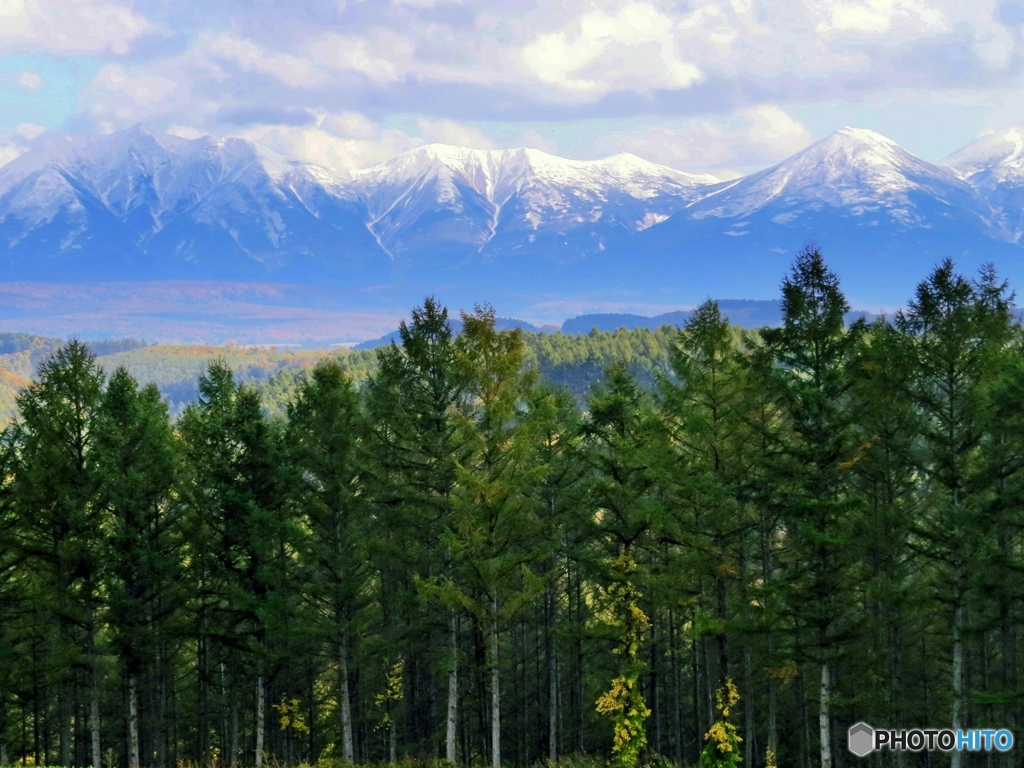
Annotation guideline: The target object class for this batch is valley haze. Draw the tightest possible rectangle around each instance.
[2,123,1024,342]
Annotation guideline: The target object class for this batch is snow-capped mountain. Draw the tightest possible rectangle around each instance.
[0,125,380,280]
[0,127,716,281]
[349,144,716,259]
[943,127,1024,243]
[686,128,999,232]
[2,123,1024,307]
[621,127,1020,303]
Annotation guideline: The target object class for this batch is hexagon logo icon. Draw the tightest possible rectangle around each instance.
[848,722,875,757]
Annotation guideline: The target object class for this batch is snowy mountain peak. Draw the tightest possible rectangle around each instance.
[687,126,988,228]
[942,126,1024,177]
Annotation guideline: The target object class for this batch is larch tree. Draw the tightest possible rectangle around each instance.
[759,247,864,768]
[896,261,1015,768]
[91,367,179,768]
[443,305,546,768]
[8,341,106,768]
[287,360,368,763]
[364,297,468,762]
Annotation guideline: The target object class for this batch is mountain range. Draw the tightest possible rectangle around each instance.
[2,124,1024,309]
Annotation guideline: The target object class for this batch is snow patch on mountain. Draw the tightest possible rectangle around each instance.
[683,127,1001,237]
[942,125,1024,242]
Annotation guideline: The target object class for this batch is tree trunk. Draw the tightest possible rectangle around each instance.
[447,611,458,764]
[491,596,501,768]
[230,701,239,768]
[60,678,72,768]
[819,662,831,768]
[256,675,266,768]
[548,596,558,764]
[744,649,753,768]
[388,717,397,763]
[340,637,355,763]
[128,673,141,768]
[951,596,965,768]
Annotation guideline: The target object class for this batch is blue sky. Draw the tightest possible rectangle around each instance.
[1,0,1024,177]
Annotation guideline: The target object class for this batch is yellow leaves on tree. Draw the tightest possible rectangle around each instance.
[273,697,310,735]
[595,550,651,768]
[374,658,405,732]
[700,679,742,768]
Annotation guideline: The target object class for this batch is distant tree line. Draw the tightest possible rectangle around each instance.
[1,247,1023,768]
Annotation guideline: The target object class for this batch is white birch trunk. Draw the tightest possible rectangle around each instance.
[491,596,501,768]
[255,675,266,768]
[128,673,140,768]
[340,638,355,763]
[447,611,458,764]
[819,663,831,768]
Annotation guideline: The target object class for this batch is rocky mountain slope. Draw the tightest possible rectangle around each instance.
[2,124,1024,306]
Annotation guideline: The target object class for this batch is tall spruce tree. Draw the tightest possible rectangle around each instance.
[585,363,663,764]
[524,383,587,763]
[9,341,106,768]
[364,297,467,762]
[759,247,863,768]
[896,261,1015,768]
[91,368,179,768]
[442,305,545,768]
[287,360,367,763]
[845,320,921,734]
[179,362,294,768]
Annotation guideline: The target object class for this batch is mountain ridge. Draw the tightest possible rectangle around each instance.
[2,124,1024,309]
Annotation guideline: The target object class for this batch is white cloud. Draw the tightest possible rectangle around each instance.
[392,0,468,6]
[308,31,415,83]
[205,33,324,88]
[81,65,188,125]
[16,70,45,90]
[606,106,813,175]
[87,65,180,106]
[0,0,154,55]
[515,129,558,154]
[321,112,378,141]
[234,112,426,172]
[817,0,945,33]
[0,142,25,168]
[16,123,46,139]
[521,3,702,96]
[417,118,494,148]
[0,125,38,169]
[167,124,207,140]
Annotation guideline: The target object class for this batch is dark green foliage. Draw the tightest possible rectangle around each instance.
[3,258,1024,768]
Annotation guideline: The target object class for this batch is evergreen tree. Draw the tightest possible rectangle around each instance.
[287,360,367,763]
[443,305,545,768]
[845,320,921,734]
[585,363,663,763]
[179,361,295,768]
[91,367,179,768]
[524,383,587,763]
[8,341,106,768]
[364,297,467,761]
[896,260,1015,768]
[759,247,864,768]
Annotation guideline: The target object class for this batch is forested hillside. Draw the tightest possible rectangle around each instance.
[0,328,681,425]
[1,249,1023,768]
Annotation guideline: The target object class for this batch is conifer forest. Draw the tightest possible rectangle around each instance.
[3,248,1024,768]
